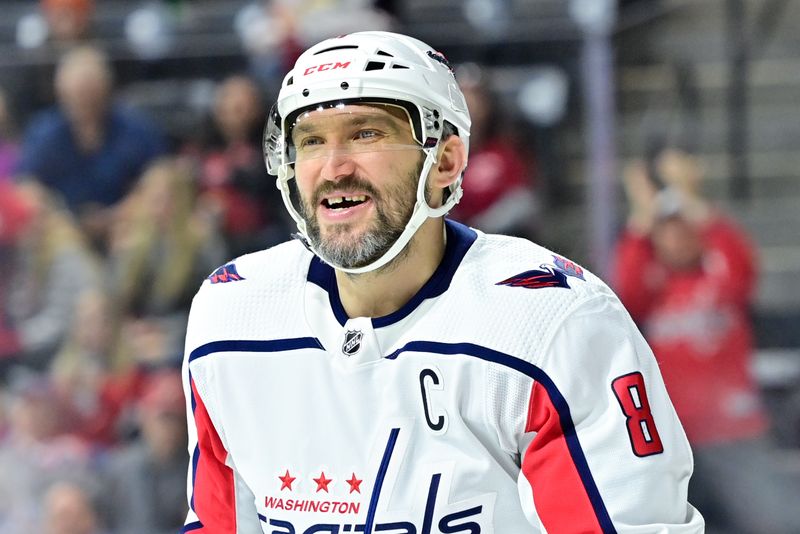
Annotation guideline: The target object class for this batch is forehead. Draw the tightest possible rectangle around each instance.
[291,103,412,135]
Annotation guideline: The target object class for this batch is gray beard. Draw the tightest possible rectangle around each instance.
[310,208,407,269]
[300,163,427,270]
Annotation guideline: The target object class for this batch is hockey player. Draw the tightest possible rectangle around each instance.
[182,31,704,533]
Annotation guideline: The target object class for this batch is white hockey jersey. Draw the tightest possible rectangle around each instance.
[182,220,704,533]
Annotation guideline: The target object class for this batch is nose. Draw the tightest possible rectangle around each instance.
[319,147,357,182]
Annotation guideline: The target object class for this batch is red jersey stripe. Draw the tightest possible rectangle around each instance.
[190,378,237,532]
[522,381,604,533]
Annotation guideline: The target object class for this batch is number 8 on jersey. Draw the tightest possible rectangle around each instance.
[612,372,665,457]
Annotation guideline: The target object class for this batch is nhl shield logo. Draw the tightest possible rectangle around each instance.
[342,330,363,356]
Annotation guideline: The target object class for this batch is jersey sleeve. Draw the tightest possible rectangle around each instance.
[181,295,264,534]
[516,291,704,533]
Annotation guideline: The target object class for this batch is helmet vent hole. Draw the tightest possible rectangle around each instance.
[286,76,294,86]
[392,64,409,70]
[340,81,349,90]
[302,89,310,97]
[314,45,358,54]
[365,61,385,71]
[376,50,393,57]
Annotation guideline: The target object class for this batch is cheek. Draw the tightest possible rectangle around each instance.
[379,154,420,190]
[293,171,318,205]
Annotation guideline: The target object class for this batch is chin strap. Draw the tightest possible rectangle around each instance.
[279,146,461,274]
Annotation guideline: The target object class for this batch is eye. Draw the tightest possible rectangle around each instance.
[297,136,324,148]
[354,129,381,141]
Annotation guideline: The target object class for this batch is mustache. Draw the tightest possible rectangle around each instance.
[311,175,380,206]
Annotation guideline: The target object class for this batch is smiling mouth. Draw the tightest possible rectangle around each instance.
[321,195,370,210]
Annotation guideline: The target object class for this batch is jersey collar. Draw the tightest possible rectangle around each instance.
[307,219,477,328]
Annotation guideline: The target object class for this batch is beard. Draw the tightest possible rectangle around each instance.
[300,160,426,270]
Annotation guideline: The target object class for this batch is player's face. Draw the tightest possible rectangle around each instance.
[291,104,425,269]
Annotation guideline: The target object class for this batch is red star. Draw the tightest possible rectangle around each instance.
[278,470,296,491]
[346,473,362,494]
[313,471,332,493]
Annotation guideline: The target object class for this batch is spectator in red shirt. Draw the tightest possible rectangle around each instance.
[613,144,800,533]
[196,75,290,256]
[448,65,539,238]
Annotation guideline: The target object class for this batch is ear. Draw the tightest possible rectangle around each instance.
[428,134,467,191]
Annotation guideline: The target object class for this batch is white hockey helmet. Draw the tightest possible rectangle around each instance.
[264,30,471,273]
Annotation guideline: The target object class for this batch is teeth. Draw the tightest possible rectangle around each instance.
[325,195,366,206]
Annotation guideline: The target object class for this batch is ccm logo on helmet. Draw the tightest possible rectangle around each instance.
[303,61,351,76]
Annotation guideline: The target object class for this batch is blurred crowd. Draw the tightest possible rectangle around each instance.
[0,2,540,533]
[0,45,278,534]
[1,1,797,533]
